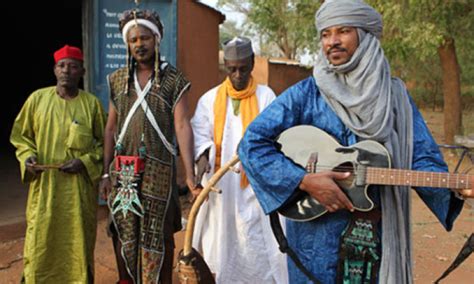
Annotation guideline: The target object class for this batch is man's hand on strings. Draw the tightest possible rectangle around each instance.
[299,171,354,213]
[454,175,474,199]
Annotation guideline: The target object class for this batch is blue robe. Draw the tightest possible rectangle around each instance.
[238,77,464,283]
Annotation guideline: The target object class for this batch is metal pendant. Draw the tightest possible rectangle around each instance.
[112,162,144,218]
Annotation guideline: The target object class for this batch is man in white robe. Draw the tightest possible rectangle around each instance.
[190,37,288,284]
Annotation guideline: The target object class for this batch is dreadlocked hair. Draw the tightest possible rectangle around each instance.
[119,9,165,94]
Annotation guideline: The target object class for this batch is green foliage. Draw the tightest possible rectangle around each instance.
[219,20,244,45]
[217,0,320,60]
[366,0,474,105]
[368,0,473,59]
[458,33,474,87]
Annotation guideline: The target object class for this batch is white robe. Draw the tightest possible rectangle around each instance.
[191,84,288,284]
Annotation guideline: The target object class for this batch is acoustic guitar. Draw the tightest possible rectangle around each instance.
[276,125,472,221]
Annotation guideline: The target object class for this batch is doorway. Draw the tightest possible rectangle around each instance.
[1,0,82,226]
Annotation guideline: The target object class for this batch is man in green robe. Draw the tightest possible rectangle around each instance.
[10,45,106,283]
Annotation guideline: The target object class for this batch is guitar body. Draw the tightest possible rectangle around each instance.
[277,125,391,221]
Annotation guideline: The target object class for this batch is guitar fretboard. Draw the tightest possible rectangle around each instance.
[366,167,471,189]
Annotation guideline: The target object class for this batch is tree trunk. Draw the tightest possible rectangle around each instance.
[438,37,462,144]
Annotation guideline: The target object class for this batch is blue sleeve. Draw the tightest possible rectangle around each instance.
[238,79,315,214]
[410,100,464,231]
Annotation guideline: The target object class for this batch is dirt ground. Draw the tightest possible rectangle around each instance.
[0,109,473,283]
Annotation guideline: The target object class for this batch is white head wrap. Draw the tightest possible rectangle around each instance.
[122,18,162,44]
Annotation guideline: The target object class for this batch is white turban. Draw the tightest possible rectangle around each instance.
[315,0,383,39]
[122,19,162,44]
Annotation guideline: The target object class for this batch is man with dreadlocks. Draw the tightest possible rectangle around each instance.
[99,9,195,284]
[238,0,473,283]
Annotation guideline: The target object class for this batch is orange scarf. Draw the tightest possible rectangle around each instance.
[214,76,258,189]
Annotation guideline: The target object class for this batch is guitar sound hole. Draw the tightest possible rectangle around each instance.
[334,162,355,190]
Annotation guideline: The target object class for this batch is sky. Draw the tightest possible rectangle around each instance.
[199,0,218,7]
[199,0,245,26]
[198,0,313,64]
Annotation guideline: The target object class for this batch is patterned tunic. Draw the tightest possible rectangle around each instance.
[107,63,190,283]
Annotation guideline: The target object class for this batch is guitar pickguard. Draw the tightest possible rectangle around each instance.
[277,125,391,221]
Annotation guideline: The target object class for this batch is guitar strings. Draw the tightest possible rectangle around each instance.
[302,165,471,188]
[301,164,472,175]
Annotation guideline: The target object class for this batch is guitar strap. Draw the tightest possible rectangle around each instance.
[270,209,382,284]
[434,233,473,283]
[336,210,381,284]
[269,212,322,284]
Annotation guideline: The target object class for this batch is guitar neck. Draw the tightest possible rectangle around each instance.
[366,167,471,189]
